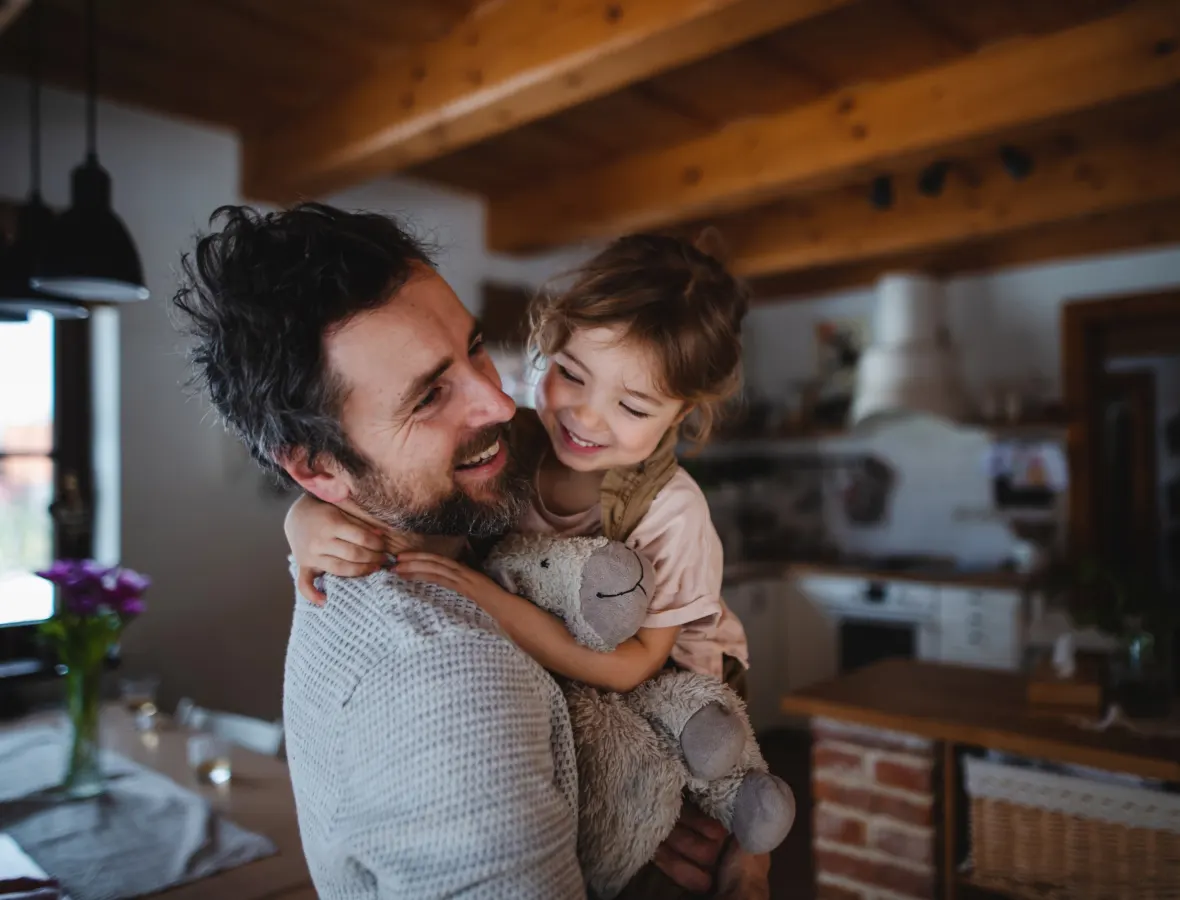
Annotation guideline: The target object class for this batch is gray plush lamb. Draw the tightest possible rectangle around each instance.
[485,533,795,900]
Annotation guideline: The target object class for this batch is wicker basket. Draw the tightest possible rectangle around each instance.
[964,756,1180,899]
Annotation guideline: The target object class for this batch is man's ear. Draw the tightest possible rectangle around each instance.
[276,447,351,505]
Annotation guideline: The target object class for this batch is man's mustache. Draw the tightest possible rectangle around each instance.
[452,423,509,467]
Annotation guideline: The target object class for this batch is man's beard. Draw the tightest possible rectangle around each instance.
[351,424,531,538]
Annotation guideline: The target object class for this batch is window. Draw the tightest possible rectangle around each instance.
[0,303,92,645]
[0,310,55,626]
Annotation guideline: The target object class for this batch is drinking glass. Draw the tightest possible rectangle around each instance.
[120,675,160,731]
[187,734,233,786]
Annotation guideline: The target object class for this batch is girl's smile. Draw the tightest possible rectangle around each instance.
[536,325,684,473]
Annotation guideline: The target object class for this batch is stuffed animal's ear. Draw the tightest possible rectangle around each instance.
[483,557,519,594]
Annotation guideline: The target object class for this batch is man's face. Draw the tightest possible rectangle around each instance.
[317,268,525,536]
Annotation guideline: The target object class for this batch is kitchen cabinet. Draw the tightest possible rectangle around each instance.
[937,588,1023,670]
[723,578,793,733]
[782,578,840,695]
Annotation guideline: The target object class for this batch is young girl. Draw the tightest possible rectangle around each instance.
[286,232,750,697]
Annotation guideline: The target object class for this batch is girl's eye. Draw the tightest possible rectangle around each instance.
[557,364,583,385]
[414,386,441,412]
[621,404,652,419]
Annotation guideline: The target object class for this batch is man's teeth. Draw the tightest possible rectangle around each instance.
[459,440,500,467]
[567,429,601,449]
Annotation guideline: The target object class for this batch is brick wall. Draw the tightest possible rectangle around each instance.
[811,717,937,900]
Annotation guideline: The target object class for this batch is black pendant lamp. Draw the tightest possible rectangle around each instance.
[0,0,88,321]
[32,0,148,303]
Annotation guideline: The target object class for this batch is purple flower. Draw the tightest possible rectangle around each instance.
[36,559,98,589]
[117,597,146,616]
[36,559,105,614]
[105,568,150,616]
[36,559,149,619]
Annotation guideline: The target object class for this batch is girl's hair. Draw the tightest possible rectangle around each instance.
[529,230,749,443]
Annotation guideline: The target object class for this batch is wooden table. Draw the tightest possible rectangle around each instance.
[781,659,1180,899]
[0,706,312,900]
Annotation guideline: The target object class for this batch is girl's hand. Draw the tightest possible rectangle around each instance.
[393,552,508,610]
[284,494,386,605]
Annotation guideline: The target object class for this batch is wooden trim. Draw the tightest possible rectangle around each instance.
[942,742,957,900]
[780,691,1180,782]
[726,126,1180,278]
[242,0,855,200]
[1062,289,1180,559]
[1104,370,1159,576]
[53,317,94,560]
[488,1,1180,252]
[749,200,1180,302]
[0,0,31,39]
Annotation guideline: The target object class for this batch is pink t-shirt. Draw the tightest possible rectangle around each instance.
[519,467,749,680]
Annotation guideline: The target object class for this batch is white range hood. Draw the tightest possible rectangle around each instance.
[849,273,970,426]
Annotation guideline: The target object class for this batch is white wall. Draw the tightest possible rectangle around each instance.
[744,247,1180,564]
[0,77,577,719]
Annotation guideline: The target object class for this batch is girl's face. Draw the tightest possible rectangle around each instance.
[536,325,685,473]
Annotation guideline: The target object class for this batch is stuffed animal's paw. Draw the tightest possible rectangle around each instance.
[731,771,796,854]
[679,701,745,781]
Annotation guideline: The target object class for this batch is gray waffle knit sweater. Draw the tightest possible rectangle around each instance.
[283,568,585,899]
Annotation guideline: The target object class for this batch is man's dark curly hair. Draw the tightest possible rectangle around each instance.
[172,203,433,484]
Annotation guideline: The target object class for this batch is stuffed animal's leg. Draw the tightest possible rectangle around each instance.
[623,670,746,781]
[565,683,685,900]
[685,719,796,855]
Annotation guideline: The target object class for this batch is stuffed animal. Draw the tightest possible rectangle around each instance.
[485,533,795,899]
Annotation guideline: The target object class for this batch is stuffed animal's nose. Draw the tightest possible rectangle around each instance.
[579,543,652,650]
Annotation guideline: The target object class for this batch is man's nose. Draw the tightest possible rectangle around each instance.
[467,367,516,429]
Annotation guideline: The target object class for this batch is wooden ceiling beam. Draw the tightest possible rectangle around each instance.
[747,200,1180,302]
[241,0,856,201]
[487,1,1180,252]
[723,124,1180,278]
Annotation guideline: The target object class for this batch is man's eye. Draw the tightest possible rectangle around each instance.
[621,403,652,419]
[469,335,486,356]
[557,364,583,385]
[414,387,440,412]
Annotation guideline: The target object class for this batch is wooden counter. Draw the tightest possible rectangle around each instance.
[781,658,1180,782]
[783,660,1180,899]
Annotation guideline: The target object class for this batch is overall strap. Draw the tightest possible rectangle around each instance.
[599,428,680,542]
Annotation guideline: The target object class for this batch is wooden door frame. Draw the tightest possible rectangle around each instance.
[1103,370,1159,574]
[1062,288,1180,557]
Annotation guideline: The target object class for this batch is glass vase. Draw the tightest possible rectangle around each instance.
[1108,622,1173,719]
[61,658,105,798]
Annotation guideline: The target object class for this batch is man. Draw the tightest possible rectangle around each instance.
[173,203,769,898]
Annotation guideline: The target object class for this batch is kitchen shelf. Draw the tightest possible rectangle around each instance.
[964,418,1072,440]
[683,418,1071,459]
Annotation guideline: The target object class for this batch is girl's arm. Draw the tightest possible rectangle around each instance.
[285,493,386,603]
[393,551,678,693]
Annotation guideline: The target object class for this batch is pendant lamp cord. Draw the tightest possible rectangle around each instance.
[29,0,42,194]
[86,0,97,160]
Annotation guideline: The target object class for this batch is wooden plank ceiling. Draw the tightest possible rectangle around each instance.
[2,0,1178,299]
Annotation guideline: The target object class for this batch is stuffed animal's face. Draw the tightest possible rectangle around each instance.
[484,534,653,652]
